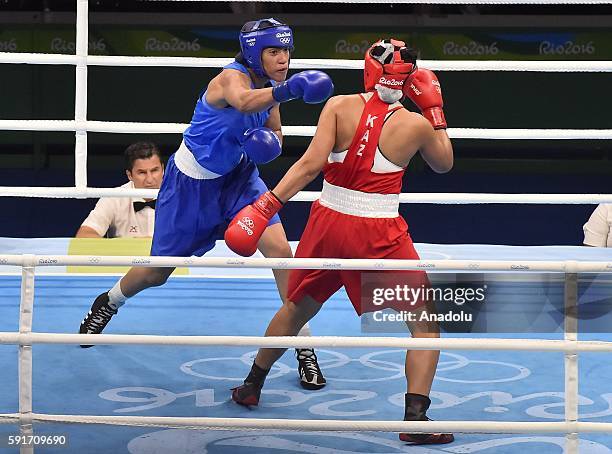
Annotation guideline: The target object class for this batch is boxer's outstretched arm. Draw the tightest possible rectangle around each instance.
[207,69,277,114]
[272,96,340,202]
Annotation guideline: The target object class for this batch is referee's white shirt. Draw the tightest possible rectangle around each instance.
[583,203,612,247]
[80,181,155,238]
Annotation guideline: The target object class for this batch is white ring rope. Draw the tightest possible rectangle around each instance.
[1,413,612,434]
[2,120,612,140]
[2,187,612,203]
[3,53,612,72]
[1,254,611,272]
[2,333,612,352]
[0,412,608,434]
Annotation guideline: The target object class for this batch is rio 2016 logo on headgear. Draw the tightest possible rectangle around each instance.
[378,77,404,87]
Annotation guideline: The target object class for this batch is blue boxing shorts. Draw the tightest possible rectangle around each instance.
[151,142,281,257]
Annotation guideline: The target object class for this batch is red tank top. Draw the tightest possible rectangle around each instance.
[323,93,405,195]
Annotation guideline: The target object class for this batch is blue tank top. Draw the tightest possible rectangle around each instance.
[183,62,272,175]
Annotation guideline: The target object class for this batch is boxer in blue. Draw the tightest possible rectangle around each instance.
[78,18,333,390]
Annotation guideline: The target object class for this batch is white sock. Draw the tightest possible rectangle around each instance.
[297,322,311,337]
[107,280,127,310]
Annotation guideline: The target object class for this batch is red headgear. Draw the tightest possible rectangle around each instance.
[364,39,417,93]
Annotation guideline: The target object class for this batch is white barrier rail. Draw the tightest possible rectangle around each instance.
[1,255,612,272]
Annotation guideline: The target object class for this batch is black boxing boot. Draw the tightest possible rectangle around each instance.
[231,362,269,407]
[79,292,118,348]
[399,393,454,444]
[296,348,326,390]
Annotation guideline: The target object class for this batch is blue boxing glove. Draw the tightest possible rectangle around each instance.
[272,70,334,104]
[242,127,282,164]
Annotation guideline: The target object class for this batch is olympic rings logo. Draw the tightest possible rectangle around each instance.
[279,37,291,45]
[101,348,612,436]
[179,350,530,384]
[242,217,255,228]
[89,257,101,264]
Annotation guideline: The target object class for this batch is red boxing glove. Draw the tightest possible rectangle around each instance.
[224,191,283,257]
[403,68,447,129]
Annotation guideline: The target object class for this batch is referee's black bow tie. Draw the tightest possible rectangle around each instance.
[133,200,156,212]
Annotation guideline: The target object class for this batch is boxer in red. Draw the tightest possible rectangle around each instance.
[225,39,454,444]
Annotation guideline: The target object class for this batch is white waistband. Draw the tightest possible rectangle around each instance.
[319,180,399,218]
[174,142,222,180]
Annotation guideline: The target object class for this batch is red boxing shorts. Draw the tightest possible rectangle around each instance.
[288,201,429,315]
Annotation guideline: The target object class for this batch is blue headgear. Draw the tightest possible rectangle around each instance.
[239,18,294,79]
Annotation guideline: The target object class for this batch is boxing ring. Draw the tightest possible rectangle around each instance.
[1,244,612,453]
[2,0,612,453]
